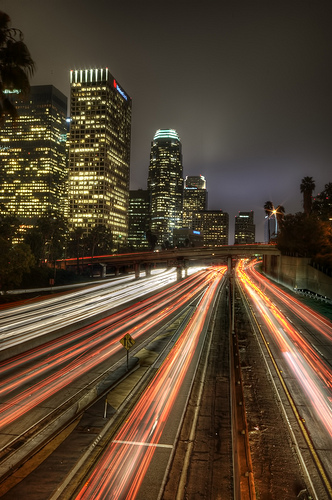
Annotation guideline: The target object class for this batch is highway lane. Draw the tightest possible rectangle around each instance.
[244,260,332,394]
[0,269,212,429]
[237,260,332,499]
[0,270,208,394]
[246,261,332,344]
[0,267,225,489]
[71,267,227,500]
[0,268,189,350]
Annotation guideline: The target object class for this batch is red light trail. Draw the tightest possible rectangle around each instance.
[0,268,225,434]
[75,268,225,499]
[237,261,332,441]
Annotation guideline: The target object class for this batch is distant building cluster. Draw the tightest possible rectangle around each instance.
[0,69,256,250]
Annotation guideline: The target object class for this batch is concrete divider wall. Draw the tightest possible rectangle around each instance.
[264,255,332,300]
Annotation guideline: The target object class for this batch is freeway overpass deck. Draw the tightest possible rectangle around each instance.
[57,244,280,270]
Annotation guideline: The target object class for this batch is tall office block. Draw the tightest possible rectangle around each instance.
[183,175,207,228]
[264,213,277,242]
[193,210,229,246]
[0,85,68,226]
[68,68,131,243]
[128,189,150,250]
[148,129,183,246]
[234,211,255,244]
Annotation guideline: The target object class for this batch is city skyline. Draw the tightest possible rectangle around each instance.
[1,1,332,241]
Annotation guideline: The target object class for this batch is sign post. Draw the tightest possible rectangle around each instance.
[119,333,135,370]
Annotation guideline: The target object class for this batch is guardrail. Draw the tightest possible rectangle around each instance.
[294,288,332,305]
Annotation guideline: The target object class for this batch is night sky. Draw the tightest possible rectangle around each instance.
[1,0,332,241]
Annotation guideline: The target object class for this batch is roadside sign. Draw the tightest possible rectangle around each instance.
[120,333,135,351]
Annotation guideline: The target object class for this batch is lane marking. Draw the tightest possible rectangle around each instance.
[112,440,173,449]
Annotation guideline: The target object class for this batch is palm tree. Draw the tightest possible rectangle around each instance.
[264,201,273,215]
[300,176,315,216]
[0,11,35,127]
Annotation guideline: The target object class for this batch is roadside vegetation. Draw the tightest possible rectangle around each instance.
[274,179,332,274]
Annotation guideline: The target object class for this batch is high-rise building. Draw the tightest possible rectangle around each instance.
[0,85,68,227]
[148,129,183,246]
[234,211,255,244]
[193,210,229,246]
[173,227,204,247]
[183,175,207,228]
[264,213,277,243]
[128,189,150,250]
[68,68,131,243]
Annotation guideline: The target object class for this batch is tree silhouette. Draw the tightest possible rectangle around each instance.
[277,212,332,258]
[300,176,315,216]
[0,214,20,243]
[0,11,35,127]
[67,227,85,274]
[0,239,34,291]
[37,209,68,263]
[146,229,158,251]
[312,182,332,221]
[84,225,113,258]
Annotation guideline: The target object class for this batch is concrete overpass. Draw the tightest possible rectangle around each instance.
[57,244,280,279]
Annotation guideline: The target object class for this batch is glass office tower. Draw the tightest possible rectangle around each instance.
[0,85,68,227]
[68,68,131,243]
[128,189,150,250]
[234,211,255,244]
[193,210,229,246]
[183,175,207,228]
[148,129,183,246]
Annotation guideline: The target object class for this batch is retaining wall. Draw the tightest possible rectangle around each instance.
[263,255,332,300]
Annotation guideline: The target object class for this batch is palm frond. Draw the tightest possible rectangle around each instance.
[1,66,31,95]
[2,39,35,75]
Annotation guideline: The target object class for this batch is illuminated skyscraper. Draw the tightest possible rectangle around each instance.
[68,68,131,242]
[183,175,207,228]
[234,211,255,244]
[128,189,150,250]
[193,210,229,246]
[148,129,183,246]
[0,85,68,226]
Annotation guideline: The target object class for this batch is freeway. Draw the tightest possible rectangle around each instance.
[0,268,182,352]
[2,258,330,499]
[237,260,332,500]
[68,267,227,499]
[0,266,223,492]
